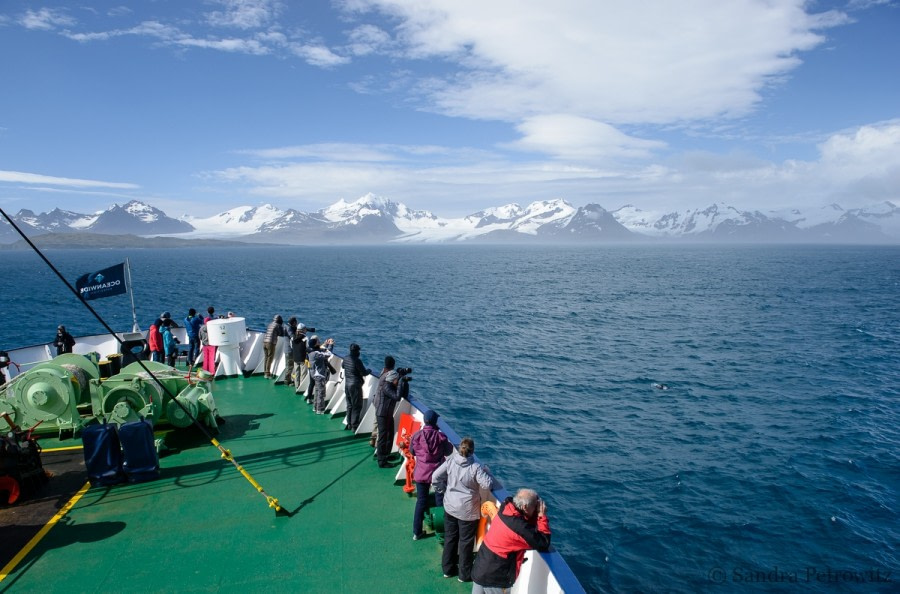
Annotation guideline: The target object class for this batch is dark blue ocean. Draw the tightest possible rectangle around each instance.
[2,245,898,593]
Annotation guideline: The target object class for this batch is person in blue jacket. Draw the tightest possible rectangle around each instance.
[161,319,180,367]
[184,308,203,365]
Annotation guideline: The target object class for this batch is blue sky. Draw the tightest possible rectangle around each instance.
[1,0,898,218]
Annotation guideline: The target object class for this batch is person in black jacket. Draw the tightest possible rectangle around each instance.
[373,356,401,467]
[0,350,13,386]
[53,325,75,356]
[341,343,371,432]
[290,323,312,395]
[282,317,299,385]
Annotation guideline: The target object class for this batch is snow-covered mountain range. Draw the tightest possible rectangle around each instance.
[2,196,898,244]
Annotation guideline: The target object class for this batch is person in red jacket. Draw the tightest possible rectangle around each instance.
[471,488,551,593]
[148,318,163,362]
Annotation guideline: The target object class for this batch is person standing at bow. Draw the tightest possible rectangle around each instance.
[432,437,495,583]
[471,488,551,593]
[307,336,336,414]
[341,343,371,432]
[184,308,203,366]
[410,410,453,539]
[161,319,179,367]
[263,314,285,379]
[53,325,76,355]
[147,319,163,362]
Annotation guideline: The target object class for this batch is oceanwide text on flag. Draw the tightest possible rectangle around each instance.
[76,262,127,301]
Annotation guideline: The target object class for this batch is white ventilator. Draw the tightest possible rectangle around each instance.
[207,317,247,377]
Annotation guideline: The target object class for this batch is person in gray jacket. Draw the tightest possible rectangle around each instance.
[307,336,335,414]
[431,437,495,583]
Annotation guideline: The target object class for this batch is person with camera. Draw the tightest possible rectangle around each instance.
[471,488,551,593]
[431,437,495,582]
[307,335,335,414]
[341,343,371,432]
[290,322,313,395]
[373,356,410,467]
[53,324,76,356]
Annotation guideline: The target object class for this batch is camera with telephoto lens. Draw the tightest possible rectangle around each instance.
[397,367,413,381]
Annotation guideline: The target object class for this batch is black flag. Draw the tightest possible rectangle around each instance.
[76,262,128,301]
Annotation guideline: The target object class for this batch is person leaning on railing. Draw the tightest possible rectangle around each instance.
[471,488,551,593]
[263,315,285,379]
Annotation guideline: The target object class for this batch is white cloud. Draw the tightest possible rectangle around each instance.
[177,36,270,55]
[63,20,271,56]
[347,0,848,125]
[847,0,892,10]
[107,6,133,18]
[289,43,350,67]
[19,8,76,30]
[239,142,465,162]
[819,120,900,171]
[507,115,666,162]
[345,24,392,56]
[0,170,139,189]
[51,9,343,65]
[242,143,397,162]
[205,0,281,29]
[207,119,900,215]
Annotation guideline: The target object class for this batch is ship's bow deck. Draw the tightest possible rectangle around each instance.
[2,376,462,593]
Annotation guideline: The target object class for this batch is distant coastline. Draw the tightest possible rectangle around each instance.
[0,232,265,250]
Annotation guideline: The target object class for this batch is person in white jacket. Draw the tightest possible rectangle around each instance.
[432,437,495,583]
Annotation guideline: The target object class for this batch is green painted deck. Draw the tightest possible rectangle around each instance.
[1,376,465,593]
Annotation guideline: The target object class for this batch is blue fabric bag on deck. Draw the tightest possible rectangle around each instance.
[118,418,159,483]
[82,423,125,486]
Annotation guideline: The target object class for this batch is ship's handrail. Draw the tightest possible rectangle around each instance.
[0,329,585,593]
[411,397,584,594]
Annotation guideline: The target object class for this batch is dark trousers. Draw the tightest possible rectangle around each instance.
[187,336,200,365]
[414,481,430,537]
[375,414,394,464]
[442,512,479,581]
[345,383,363,430]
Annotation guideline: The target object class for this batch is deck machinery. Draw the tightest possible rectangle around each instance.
[0,353,219,439]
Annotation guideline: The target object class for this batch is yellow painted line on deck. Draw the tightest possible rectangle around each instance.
[0,481,91,584]
[42,445,84,452]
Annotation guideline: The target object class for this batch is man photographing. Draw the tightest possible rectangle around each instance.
[472,488,552,592]
[373,356,410,467]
